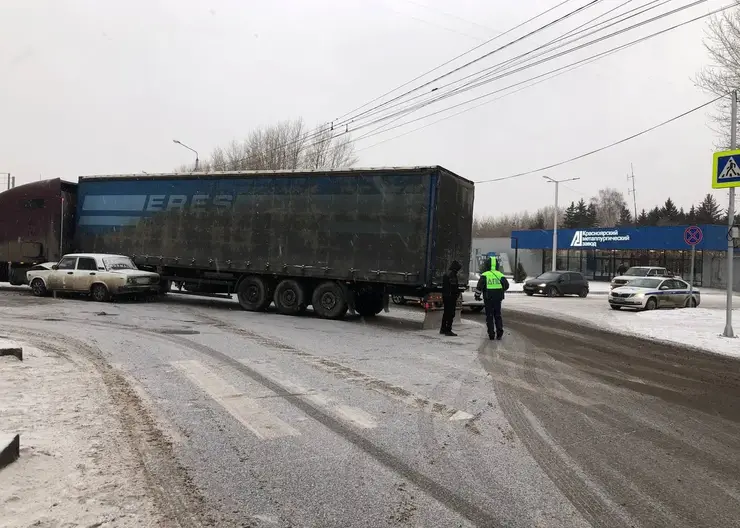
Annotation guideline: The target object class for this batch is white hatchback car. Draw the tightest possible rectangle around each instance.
[27,253,161,301]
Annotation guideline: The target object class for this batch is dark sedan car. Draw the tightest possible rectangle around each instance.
[523,271,589,297]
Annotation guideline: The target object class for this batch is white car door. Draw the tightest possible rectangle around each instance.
[71,256,100,292]
[47,256,77,290]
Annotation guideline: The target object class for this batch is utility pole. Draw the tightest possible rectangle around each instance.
[627,164,638,224]
[1,173,10,190]
[724,90,737,338]
[543,175,580,271]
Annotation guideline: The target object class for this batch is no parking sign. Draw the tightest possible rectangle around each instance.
[684,226,703,247]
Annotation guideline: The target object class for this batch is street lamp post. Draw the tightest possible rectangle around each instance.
[543,175,580,272]
[173,139,199,171]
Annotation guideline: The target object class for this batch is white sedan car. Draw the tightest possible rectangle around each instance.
[608,277,700,311]
[27,253,161,301]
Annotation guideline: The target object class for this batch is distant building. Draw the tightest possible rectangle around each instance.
[508,224,740,290]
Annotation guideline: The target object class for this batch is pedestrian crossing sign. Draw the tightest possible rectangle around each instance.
[713,149,740,188]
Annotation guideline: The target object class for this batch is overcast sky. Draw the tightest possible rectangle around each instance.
[0,0,732,218]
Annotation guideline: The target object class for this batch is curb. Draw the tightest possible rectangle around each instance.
[0,340,22,361]
[0,433,20,470]
[507,290,610,296]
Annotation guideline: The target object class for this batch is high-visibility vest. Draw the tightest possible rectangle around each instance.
[481,270,504,290]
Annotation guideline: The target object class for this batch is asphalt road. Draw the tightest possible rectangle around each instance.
[1,286,739,527]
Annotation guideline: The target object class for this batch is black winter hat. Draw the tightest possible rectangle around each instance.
[449,260,462,271]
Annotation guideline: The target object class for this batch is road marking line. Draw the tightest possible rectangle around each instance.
[172,360,300,440]
[237,361,379,429]
[296,356,474,422]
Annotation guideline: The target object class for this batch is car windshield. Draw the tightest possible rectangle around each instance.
[103,257,137,270]
[624,267,651,276]
[536,272,561,281]
[625,278,663,288]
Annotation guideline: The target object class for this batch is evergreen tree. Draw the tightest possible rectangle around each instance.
[646,206,661,226]
[586,203,598,227]
[574,198,589,227]
[617,205,633,226]
[687,205,698,224]
[696,193,723,224]
[658,198,680,225]
[636,209,649,226]
[677,207,686,225]
[563,201,578,228]
[529,211,546,229]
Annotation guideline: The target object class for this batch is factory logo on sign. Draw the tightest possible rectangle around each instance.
[569,229,630,248]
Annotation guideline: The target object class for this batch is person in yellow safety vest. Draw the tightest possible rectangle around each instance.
[477,256,509,340]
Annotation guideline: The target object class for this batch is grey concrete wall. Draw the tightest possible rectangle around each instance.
[471,237,542,278]
[706,253,740,291]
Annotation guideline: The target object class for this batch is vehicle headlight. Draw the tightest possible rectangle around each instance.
[538,283,547,287]
[631,293,644,298]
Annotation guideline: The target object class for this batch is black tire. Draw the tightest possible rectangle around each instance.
[578,288,588,298]
[644,297,657,311]
[546,286,558,297]
[311,281,348,319]
[273,279,307,316]
[31,278,47,297]
[684,297,698,308]
[469,305,485,313]
[525,291,534,296]
[237,276,272,312]
[610,304,621,310]
[90,283,109,302]
[391,295,406,305]
[355,292,383,317]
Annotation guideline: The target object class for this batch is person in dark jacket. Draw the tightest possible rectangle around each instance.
[477,256,510,340]
[440,260,462,336]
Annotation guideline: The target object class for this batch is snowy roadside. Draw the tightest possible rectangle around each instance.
[505,295,740,359]
[0,342,170,527]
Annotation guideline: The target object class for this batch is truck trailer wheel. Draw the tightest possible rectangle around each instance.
[237,276,272,312]
[274,279,307,316]
[355,292,383,317]
[311,281,348,320]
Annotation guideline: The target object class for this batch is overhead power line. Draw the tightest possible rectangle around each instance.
[310,0,724,153]
[475,93,726,184]
[347,0,707,134]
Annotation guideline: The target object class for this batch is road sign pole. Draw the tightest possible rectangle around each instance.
[689,244,695,306]
[725,90,737,338]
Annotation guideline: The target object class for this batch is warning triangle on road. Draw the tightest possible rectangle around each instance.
[719,156,740,180]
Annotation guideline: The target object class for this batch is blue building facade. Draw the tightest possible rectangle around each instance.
[510,224,728,283]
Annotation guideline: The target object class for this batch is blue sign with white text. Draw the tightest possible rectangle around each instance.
[511,225,729,252]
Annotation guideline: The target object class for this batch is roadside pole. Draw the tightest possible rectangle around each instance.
[726,91,737,338]
[543,175,580,271]
[684,226,702,307]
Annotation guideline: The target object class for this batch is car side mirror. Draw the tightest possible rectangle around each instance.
[51,265,58,270]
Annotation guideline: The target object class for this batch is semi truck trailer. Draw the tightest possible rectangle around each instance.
[1,166,474,319]
[0,178,77,285]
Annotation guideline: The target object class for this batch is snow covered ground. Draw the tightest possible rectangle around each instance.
[0,341,166,527]
[505,292,740,359]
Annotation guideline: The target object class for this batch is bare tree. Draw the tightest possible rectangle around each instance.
[590,188,627,227]
[174,118,358,173]
[474,206,563,237]
[695,4,740,148]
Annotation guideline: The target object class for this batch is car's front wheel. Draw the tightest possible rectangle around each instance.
[610,304,621,310]
[684,297,698,308]
[31,278,47,297]
[546,286,558,297]
[578,287,588,298]
[644,297,657,311]
[525,291,534,296]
